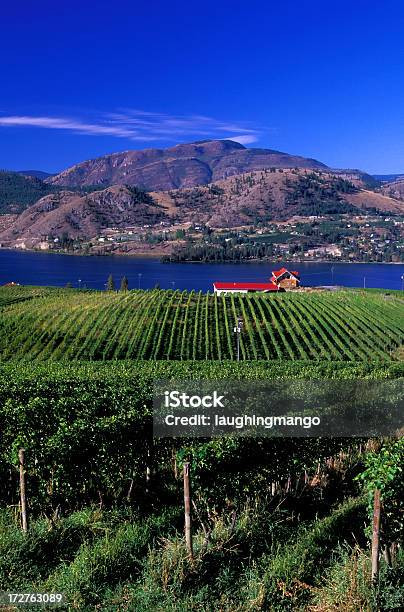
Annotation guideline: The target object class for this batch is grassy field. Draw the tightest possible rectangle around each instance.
[0,285,403,361]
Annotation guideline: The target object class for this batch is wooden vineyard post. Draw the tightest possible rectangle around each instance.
[183,462,193,558]
[173,448,178,480]
[19,449,28,533]
[371,488,381,586]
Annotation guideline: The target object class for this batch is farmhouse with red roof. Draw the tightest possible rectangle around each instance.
[213,281,281,295]
[270,267,300,289]
[213,268,300,294]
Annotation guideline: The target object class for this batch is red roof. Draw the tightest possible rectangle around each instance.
[272,267,289,278]
[271,267,300,279]
[213,282,279,291]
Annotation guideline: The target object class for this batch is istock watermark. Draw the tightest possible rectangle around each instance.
[153,379,404,438]
[164,390,225,409]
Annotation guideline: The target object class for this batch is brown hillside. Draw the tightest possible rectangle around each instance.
[152,168,404,227]
[0,186,167,248]
[381,178,404,200]
[344,190,404,213]
[1,168,403,248]
[47,140,328,190]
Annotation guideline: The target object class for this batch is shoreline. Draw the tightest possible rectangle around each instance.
[0,247,163,259]
[0,247,402,265]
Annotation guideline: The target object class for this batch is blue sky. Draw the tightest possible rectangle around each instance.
[1,0,404,174]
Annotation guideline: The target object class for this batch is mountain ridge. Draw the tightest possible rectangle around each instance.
[2,168,403,249]
[46,139,328,190]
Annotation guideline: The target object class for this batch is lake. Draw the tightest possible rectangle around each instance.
[0,250,403,292]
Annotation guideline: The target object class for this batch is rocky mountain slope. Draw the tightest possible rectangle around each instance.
[0,186,167,248]
[46,140,328,190]
[152,168,404,227]
[1,168,403,249]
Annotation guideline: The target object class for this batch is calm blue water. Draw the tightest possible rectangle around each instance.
[0,250,403,292]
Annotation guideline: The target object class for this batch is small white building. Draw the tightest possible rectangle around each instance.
[213,282,280,295]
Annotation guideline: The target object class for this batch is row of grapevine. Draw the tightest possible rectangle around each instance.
[0,287,403,361]
[0,358,403,512]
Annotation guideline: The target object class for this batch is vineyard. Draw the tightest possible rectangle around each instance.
[0,361,403,610]
[0,285,403,361]
[0,286,403,609]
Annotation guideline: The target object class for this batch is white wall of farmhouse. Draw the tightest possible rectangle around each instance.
[214,288,249,295]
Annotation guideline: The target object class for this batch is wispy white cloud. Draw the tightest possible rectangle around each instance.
[0,110,261,144]
[0,115,150,140]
